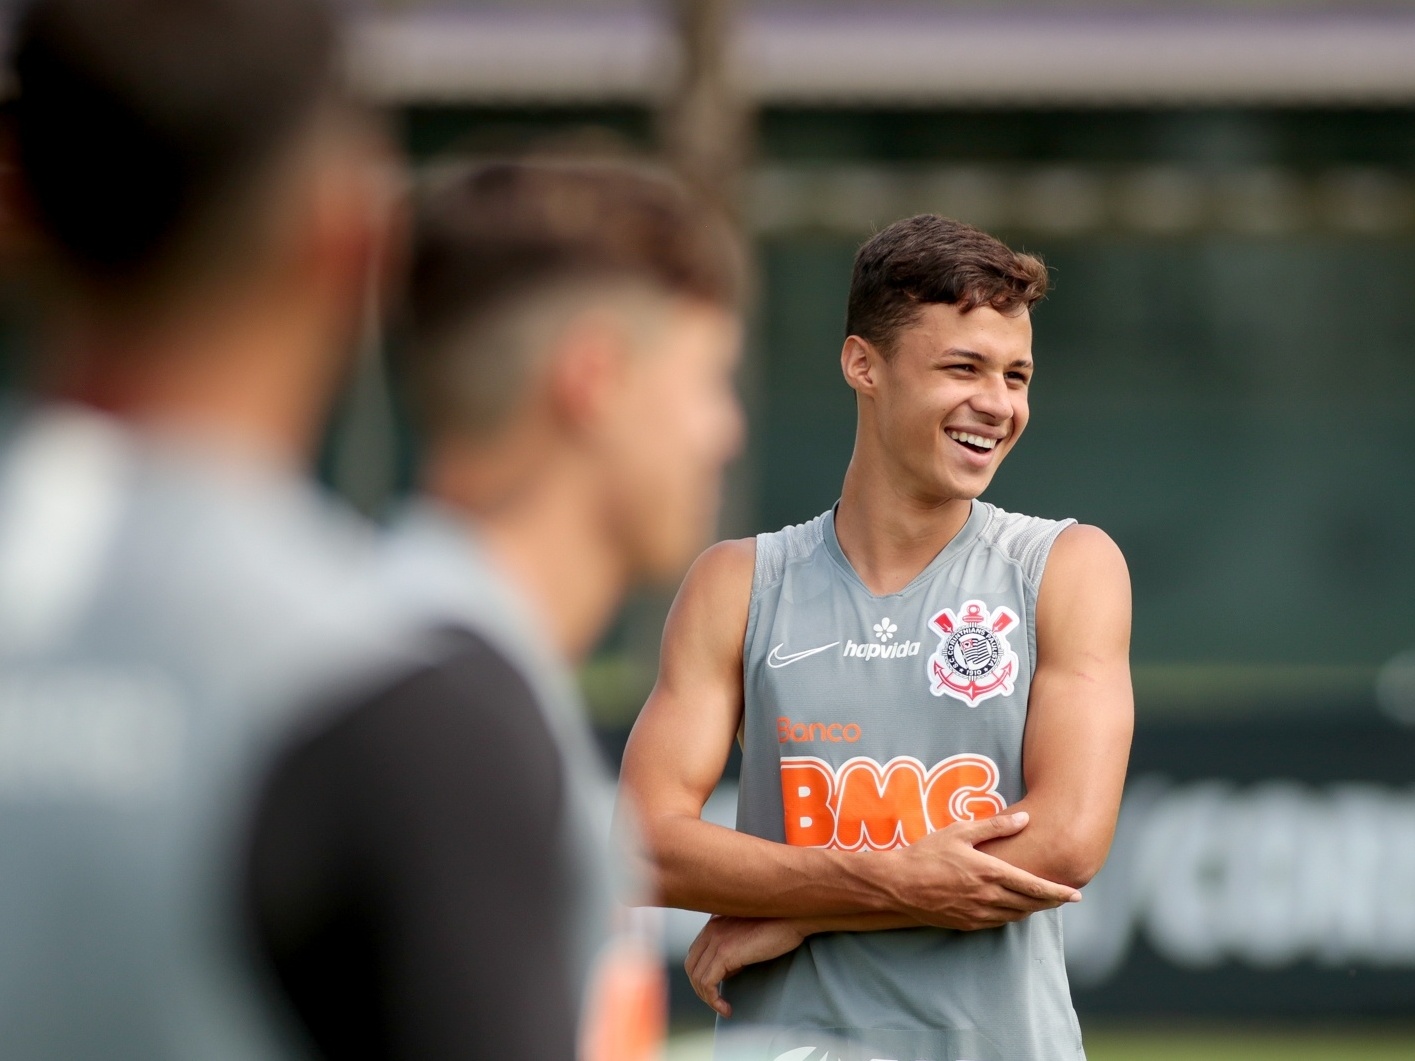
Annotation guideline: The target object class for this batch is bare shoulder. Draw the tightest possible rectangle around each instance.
[1037,524,1131,647]
[688,536,756,587]
[662,537,757,658]
[674,537,756,613]
[1046,523,1128,583]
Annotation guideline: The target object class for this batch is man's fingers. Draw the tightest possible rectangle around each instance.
[687,940,733,1018]
[686,941,720,1009]
[956,813,1083,903]
[994,862,1082,905]
[952,810,1030,845]
[685,927,711,972]
[978,886,1057,915]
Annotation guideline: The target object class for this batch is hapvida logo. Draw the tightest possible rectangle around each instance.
[845,615,920,660]
[843,640,921,660]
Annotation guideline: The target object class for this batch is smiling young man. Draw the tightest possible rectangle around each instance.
[619,216,1133,1061]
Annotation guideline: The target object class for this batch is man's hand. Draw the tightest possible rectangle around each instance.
[685,916,807,1018]
[882,811,1082,929]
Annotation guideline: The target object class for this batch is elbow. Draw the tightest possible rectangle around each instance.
[622,810,692,907]
[1044,830,1113,891]
[632,811,675,870]
[612,795,672,906]
[1053,855,1102,892]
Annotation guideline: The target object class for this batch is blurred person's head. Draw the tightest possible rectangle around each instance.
[841,215,1047,503]
[4,0,395,461]
[405,158,745,657]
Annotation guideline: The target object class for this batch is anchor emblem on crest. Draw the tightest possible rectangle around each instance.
[926,598,1020,707]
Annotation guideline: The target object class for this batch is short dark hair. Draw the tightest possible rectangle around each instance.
[405,158,743,435]
[410,158,742,349]
[845,215,1048,354]
[9,0,340,289]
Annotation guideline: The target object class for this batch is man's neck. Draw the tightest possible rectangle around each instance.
[44,295,336,470]
[835,453,973,596]
[434,459,628,665]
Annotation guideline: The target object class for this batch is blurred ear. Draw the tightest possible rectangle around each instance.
[545,307,630,434]
[286,116,404,317]
[841,333,882,394]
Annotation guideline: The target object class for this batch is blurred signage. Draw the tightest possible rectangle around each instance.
[1068,777,1415,982]
[1069,716,1415,1016]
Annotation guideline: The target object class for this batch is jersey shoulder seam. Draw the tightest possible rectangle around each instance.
[974,502,1077,593]
[751,509,831,599]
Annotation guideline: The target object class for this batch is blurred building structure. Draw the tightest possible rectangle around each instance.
[7,0,1415,1030]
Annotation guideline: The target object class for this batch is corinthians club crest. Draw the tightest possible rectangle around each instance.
[926,598,1019,706]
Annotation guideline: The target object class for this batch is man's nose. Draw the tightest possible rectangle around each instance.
[969,375,1012,422]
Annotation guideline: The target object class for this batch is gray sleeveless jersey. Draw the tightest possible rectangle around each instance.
[724,500,1082,1061]
[0,406,425,1059]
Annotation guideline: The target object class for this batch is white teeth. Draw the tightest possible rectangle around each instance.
[947,429,997,451]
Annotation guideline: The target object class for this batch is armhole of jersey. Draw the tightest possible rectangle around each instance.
[1024,518,1078,668]
[978,507,1078,673]
[744,511,830,692]
[743,533,769,712]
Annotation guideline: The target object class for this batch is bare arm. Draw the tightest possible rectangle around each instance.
[618,541,888,918]
[617,541,1081,925]
[973,524,1134,887]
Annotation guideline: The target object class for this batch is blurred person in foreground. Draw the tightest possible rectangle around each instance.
[0,0,431,1056]
[243,158,746,1061]
[620,217,1133,1061]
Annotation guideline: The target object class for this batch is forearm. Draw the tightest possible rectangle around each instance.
[975,796,1108,889]
[649,814,898,918]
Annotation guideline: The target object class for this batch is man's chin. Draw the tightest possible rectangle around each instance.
[933,468,997,504]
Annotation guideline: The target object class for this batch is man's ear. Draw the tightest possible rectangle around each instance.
[293,124,403,319]
[841,334,882,394]
[546,308,627,434]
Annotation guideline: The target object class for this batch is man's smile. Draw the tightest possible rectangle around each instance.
[945,427,1004,456]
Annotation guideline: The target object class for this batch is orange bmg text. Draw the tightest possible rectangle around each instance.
[780,753,1006,851]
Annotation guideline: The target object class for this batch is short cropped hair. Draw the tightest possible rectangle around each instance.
[9,0,339,289]
[845,215,1048,354]
[406,159,743,436]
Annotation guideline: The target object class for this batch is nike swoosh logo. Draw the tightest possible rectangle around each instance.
[767,641,841,668]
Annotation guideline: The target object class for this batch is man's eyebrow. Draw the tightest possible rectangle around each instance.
[939,348,1033,370]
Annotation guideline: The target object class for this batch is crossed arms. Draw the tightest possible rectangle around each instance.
[617,524,1133,1016]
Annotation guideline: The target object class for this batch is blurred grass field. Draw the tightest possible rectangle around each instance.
[1081,1028,1415,1060]
[666,1026,1415,1060]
